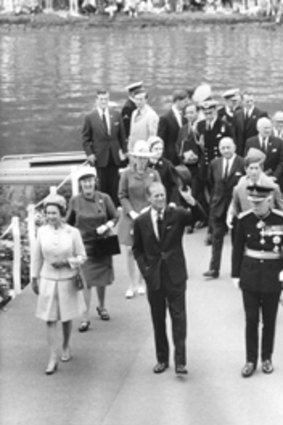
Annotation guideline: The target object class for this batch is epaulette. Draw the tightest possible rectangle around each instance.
[238,209,253,219]
[272,209,283,217]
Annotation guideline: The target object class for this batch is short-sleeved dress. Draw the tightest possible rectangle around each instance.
[117,166,160,246]
[32,223,87,322]
[66,191,118,289]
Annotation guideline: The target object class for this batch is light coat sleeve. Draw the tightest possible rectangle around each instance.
[68,227,87,269]
[31,228,44,279]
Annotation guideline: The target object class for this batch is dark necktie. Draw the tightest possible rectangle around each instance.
[102,110,108,133]
[157,213,163,240]
[224,159,229,180]
[264,138,268,153]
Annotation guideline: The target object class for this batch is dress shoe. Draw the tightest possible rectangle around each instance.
[203,270,219,279]
[78,321,91,332]
[96,307,110,321]
[153,362,169,374]
[61,348,72,362]
[262,359,274,374]
[45,360,58,375]
[175,364,188,375]
[125,288,135,299]
[137,286,146,295]
[241,362,256,378]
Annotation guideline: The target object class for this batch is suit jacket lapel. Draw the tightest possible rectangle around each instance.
[94,109,108,135]
[145,210,160,244]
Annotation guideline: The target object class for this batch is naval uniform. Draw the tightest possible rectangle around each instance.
[232,209,283,366]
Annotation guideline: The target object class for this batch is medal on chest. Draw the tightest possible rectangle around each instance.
[257,220,266,245]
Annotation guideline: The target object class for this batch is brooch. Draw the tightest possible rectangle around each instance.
[256,220,265,229]
[273,236,281,244]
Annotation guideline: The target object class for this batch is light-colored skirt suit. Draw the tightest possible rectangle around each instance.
[31,224,86,322]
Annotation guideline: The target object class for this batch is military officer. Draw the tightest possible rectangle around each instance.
[232,183,283,378]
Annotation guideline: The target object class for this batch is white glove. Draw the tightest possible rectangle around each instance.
[119,149,127,161]
[232,278,240,289]
[96,224,108,235]
[226,213,234,230]
[279,271,283,282]
[129,210,139,220]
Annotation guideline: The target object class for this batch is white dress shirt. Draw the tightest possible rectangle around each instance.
[150,208,165,240]
[172,105,182,128]
[97,106,110,134]
[222,154,236,178]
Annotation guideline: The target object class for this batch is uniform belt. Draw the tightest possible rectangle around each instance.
[244,248,282,260]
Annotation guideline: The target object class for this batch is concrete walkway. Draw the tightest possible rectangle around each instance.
[1,229,283,425]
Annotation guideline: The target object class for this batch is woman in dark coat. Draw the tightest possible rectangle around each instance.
[66,166,119,331]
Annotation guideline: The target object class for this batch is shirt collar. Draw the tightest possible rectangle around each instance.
[97,106,109,117]
[151,207,165,220]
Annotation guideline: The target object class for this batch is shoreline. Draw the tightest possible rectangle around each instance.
[0,11,278,30]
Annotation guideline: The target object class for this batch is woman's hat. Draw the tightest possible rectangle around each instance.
[43,194,67,211]
[129,140,154,158]
[148,136,164,151]
[76,166,97,181]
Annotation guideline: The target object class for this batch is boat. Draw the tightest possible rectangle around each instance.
[0,151,87,185]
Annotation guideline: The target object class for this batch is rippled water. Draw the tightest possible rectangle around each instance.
[0,25,283,156]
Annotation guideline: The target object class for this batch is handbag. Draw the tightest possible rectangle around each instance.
[73,271,84,290]
[90,234,121,258]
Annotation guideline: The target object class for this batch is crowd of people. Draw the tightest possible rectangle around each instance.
[31,82,283,379]
[1,0,282,22]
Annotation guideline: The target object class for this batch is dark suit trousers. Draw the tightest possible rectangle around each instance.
[96,153,120,206]
[242,290,281,364]
[209,217,227,272]
[147,263,187,366]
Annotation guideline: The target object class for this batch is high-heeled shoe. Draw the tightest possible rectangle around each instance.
[45,360,58,375]
[61,349,72,362]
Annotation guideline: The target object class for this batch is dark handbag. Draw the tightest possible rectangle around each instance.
[91,234,121,258]
[73,271,84,290]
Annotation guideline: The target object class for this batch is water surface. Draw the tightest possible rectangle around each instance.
[0,25,282,156]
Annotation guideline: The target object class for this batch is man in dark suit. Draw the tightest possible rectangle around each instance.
[232,91,268,156]
[244,117,283,190]
[232,183,283,378]
[197,100,233,184]
[203,137,245,278]
[218,88,242,127]
[157,89,189,165]
[132,182,192,375]
[121,81,143,140]
[197,100,233,244]
[82,89,127,206]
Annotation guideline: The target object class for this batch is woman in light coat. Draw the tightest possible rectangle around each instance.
[31,194,86,375]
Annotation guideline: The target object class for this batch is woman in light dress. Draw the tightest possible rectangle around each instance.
[31,194,86,375]
[117,140,160,298]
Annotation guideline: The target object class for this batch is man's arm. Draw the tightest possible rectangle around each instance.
[231,218,246,278]
[132,219,149,278]
[118,112,127,153]
[157,115,168,143]
[82,115,96,163]
[272,139,283,180]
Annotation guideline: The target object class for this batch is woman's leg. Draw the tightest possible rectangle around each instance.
[124,245,138,297]
[46,321,58,370]
[61,320,72,360]
[96,286,106,309]
[81,287,92,322]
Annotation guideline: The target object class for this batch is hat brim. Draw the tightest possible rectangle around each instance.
[248,195,270,203]
[129,152,154,158]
